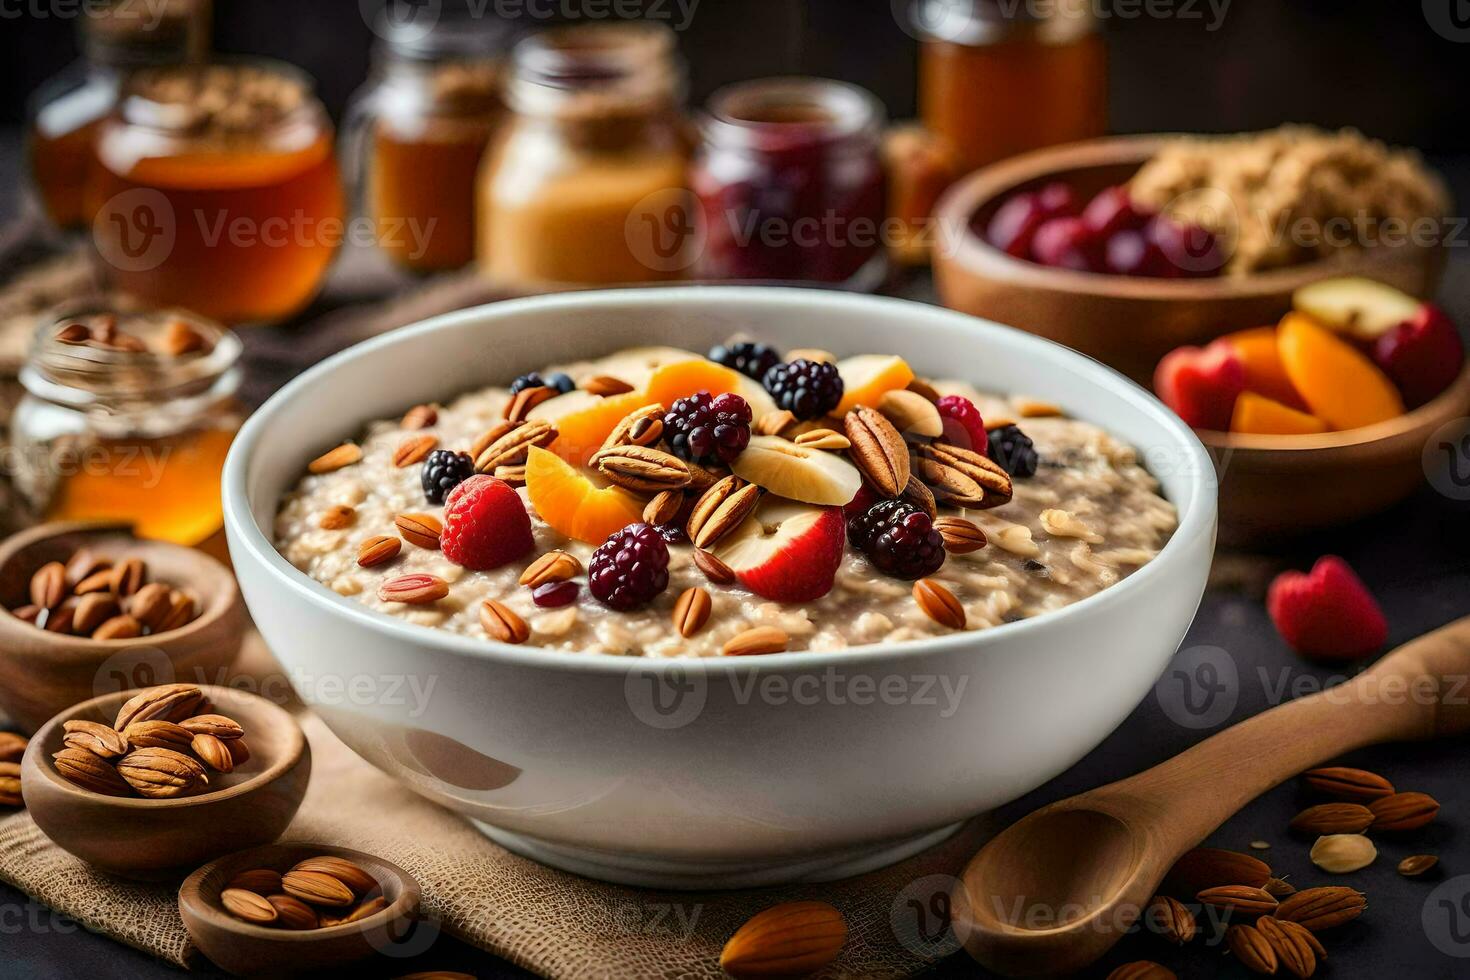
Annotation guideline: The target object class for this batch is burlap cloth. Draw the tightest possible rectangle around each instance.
[0,633,996,977]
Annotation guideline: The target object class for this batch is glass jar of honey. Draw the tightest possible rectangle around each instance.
[11,299,242,547]
[477,23,690,288]
[88,60,345,325]
[913,0,1106,173]
[26,0,210,231]
[690,77,887,288]
[345,16,510,272]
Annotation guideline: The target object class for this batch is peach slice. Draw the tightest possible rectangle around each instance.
[1222,326,1308,409]
[835,355,915,414]
[1230,391,1329,435]
[1277,313,1404,430]
[542,391,651,466]
[525,446,646,545]
[645,360,745,408]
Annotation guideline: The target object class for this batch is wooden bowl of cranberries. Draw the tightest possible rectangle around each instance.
[932,136,1445,382]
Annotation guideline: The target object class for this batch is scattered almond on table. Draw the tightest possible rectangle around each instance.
[720,901,846,980]
[221,854,388,931]
[6,549,198,640]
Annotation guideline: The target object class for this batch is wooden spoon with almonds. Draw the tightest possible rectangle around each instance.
[952,615,1470,977]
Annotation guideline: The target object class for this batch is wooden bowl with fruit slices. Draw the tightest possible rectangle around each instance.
[932,135,1448,383]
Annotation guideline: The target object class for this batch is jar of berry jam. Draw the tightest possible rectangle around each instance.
[690,78,887,289]
[344,15,511,272]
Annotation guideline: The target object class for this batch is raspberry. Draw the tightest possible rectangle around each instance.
[1267,556,1387,662]
[510,371,574,395]
[708,342,780,381]
[441,475,534,570]
[846,499,946,580]
[588,523,670,610]
[420,449,475,505]
[664,391,751,464]
[762,359,844,420]
[934,395,988,454]
[987,424,1039,478]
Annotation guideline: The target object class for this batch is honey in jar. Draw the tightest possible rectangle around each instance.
[12,301,243,547]
[89,62,344,325]
[477,23,691,288]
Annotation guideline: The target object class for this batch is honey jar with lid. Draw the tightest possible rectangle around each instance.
[476,22,691,288]
[11,299,243,547]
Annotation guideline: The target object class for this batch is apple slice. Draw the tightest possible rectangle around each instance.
[1373,303,1464,407]
[729,435,862,506]
[1293,277,1422,341]
[712,499,846,603]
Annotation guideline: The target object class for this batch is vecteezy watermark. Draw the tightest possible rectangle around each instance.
[1424,0,1470,42]
[624,665,970,729]
[891,875,967,959]
[1154,644,1239,730]
[1423,875,1470,957]
[591,894,703,939]
[892,0,1231,43]
[0,441,174,489]
[0,0,174,27]
[361,0,701,39]
[0,899,81,936]
[1253,666,1470,710]
[1424,417,1470,501]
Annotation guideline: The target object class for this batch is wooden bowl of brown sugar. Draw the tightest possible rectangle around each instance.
[0,521,247,732]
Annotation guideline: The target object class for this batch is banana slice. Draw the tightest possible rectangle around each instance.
[729,435,862,506]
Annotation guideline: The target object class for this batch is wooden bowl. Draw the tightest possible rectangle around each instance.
[1202,359,1470,542]
[20,685,310,879]
[179,842,421,977]
[0,521,247,732]
[932,135,1448,382]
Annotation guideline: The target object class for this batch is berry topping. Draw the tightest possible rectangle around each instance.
[1153,341,1247,431]
[510,371,575,395]
[588,523,670,610]
[420,449,475,505]
[846,499,946,581]
[762,359,844,420]
[664,391,752,464]
[934,395,989,455]
[441,475,535,570]
[986,424,1039,479]
[708,342,780,381]
[1267,556,1387,662]
[532,580,580,608]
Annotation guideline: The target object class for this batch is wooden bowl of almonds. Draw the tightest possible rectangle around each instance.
[19,683,310,879]
[178,843,421,977]
[0,521,247,732]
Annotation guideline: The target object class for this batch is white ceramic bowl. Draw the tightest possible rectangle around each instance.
[223,287,1217,889]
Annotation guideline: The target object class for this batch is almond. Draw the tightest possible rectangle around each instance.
[844,405,910,497]
[192,733,234,773]
[52,746,132,796]
[267,894,320,930]
[357,535,402,568]
[878,388,944,438]
[694,549,736,585]
[1106,962,1176,980]
[1301,766,1394,801]
[582,374,635,396]
[723,626,789,657]
[934,516,986,553]
[0,733,28,764]
[181,714,245,740]
[1265,877,1297,898]
[163,319,208,356]
[111,558,146,597]
[229,869,283,894]
[643,489,684,526]
[1368,791,1439,831]
[282,870,356,908]
[72,592,120,635]
[65,549,110,586]
[592,444,691,493]
[379,574,448,605]
[1289,802,1374,835]
[338,895,389,924]
[1397,854,1438,877]
[755,409,797,437]
[1309,833,1376,873]
[475,419,556,472]
[673,587,712,638]
[1256,915,1318,978]
[1015,397,1064,418]
[308,443,362,474]
[901,473,938,519]
[687,477,760,549]
[519,551,583,588]
[30,562,67,609]
[115,747,208,798]
[157,591,197,632]
[480,600,529,644]
[289,856,377,896]
[393,434,438,468]
[1197,885,1278,915]
[1273,886,1366,931]
[123,720,193,750]
[1163,847,1272,896]
[1226,924,1278,975]
[401,404,438,429]
[685,458,726,493]
[62,720,128,759]
[918,442,1013,508]
[227,738,251,766]
[1146,894,1196,945]
[221,888,278,925]
[0,764,19,807]
[603,404,665,450]
[503,384,558,422]
[793,428,851,451]
[719,901,846,980]
[94,614,143,640]
[395,513,443,550]
[495,464,527,486]
[913,578,966,630]
[74,569,117,595]
[127,582,173,630]
[42,600,77,634]
[11,604,40,624]
[906,377,942,402]
[471,420,517,458]
[114,683,203,729]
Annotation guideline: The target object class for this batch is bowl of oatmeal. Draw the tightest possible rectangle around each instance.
[222,287,1216,888]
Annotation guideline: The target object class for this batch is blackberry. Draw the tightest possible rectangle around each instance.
[589,523,670,610]
[709,342,780,381]
[421,449,475,504]
[664,392,752,464]
[846,499,946,580]
[987,424,1039,478]
[761,359,844,420]
[509,371,575,395]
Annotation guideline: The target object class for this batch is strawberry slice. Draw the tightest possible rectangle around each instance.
[1267,556,1387,662]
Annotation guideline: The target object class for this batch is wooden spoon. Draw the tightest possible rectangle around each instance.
[951,615,1470,977]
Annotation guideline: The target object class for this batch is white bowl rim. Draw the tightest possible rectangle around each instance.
[223,286,1216,674]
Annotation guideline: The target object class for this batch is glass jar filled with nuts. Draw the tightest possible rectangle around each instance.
[11,299,243,546]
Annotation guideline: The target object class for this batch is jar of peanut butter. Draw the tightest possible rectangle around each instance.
[476,23,690,288]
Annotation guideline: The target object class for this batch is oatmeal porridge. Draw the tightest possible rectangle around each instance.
[274,344,1178,656]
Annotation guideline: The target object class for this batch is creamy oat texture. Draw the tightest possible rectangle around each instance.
[275,348,1178,656]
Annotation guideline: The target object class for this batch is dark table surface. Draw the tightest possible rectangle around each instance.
[1,134,1468,978]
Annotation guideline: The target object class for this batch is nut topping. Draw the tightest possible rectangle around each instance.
[401,404,438,429]
[318,504,357,530]
[643,489,684,526]
[686,476,760,550]
[357,535,402,568]
[844,405,910,498]
[723,626,789,657]
[503,384,558,422]
[395,513,443,550]
[475,419,556,473]
[913,578,966,630]
[693,549,736,585]
[392,434,439,468]
[115,684,203,729]
[673,586,712,638]
[591,445,691,493]
[519,551,582,588]
[308,443,362,474]
[480,599,530,644]
[603,404,666,450]
[793,428,851,451]
[933,516,987,554]
[879,388,944,438]
[378,574,449,605]
[582,375,635,396]
[917,442,1013,509]
[755,409,797,437]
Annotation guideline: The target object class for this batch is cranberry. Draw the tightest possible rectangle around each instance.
[1036,181,1080,219]
[1148,217,1225,278]
[985,191,1046,258]
[1082,186,1150,238]
[532,580,580,608]
[1104,229,1167,277]
[1030,217,1099,272]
